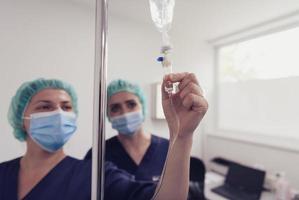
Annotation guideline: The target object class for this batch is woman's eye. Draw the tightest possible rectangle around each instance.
[127,101,137,109]
[62,105,73,111]
[110,104,120,113]
[36,105,52,110]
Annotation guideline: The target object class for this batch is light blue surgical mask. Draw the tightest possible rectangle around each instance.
[24,110,77,152]
[110,111,144,136]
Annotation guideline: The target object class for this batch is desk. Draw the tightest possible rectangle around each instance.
[205,172,275,200]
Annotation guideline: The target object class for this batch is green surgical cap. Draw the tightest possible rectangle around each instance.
[107,79,146,119]
[8,78,78,141]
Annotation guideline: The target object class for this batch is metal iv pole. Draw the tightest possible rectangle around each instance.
[92,0,108,199]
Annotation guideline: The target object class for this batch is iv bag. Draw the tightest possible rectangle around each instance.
[149,0,175,46]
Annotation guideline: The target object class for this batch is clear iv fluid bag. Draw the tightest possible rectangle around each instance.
[149,0,175,46]
[150,0,175,94]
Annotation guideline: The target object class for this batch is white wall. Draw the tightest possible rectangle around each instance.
[0,0,95,161]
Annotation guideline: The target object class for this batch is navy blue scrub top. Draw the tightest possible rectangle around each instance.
[0,156,156,200]
[85,135,169,182]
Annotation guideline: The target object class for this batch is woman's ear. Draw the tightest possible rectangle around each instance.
[22,116,30,135]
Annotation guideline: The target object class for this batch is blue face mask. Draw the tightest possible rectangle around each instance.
[25,110,77,152]
[110,111,144,136]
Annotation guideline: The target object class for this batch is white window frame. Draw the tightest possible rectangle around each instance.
[208,11,299,152]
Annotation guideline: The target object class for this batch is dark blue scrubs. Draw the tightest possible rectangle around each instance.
[85,135,169,182]
[0,156,156,200]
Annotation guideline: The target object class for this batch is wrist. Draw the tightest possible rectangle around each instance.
[177,134,193,144]
[178,130,194,140]
[170,133,193,148]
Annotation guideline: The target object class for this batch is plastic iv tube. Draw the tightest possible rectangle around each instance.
[158,47,174,94]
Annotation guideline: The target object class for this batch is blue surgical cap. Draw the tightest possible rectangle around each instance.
[8,78,78,141]
[107,79,146,119]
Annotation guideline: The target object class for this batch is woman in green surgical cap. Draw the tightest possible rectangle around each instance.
[7,78,78,143]
[85,79,170,182]
[0,78,92,200]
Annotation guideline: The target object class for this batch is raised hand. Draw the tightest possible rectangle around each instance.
[161,72,208,140]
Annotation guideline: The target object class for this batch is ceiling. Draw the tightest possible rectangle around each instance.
[73,0,299,39]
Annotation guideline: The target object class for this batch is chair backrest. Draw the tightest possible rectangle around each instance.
[190,157,206,182]
[188,157,206,200]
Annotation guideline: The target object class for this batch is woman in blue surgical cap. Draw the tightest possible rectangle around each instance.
[85,79,169,182]
[0,73,208,200]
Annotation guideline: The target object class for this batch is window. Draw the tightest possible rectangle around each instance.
[217,26,299,140]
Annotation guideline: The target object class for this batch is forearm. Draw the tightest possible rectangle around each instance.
[153,134,193,200]
[154,72,207,200]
